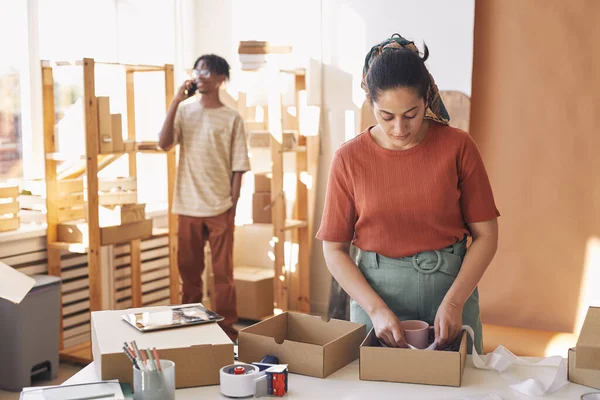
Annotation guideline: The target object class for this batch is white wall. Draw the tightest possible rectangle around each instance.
[190,0,475,315]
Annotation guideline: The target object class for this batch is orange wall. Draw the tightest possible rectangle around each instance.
[471,0,600,333]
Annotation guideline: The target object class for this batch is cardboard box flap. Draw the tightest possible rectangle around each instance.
[0,261,35,304]
[287,313,363,346]
[576,306,600,370]
[92,304,231,355]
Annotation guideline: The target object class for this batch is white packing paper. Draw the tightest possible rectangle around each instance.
[0,261,35,304]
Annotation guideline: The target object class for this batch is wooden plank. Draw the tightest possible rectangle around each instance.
[62,278,90,293]
[48,242,88,254]
[63,331,90,350]
[63,325,91,340]
[98,177,137,192]
[62,266,90,281]
[100,219,153,245]
[0,200,19,215]
[63,300,90,315]
[114,247,169,267]
[57,207,86,223]
[0,250,46,266]
[63,289,89,304]
[17,263,48,276]
[0,217,20,232]
[55,194,85,209]
[145,298,170,307]
[268,70,288,312]
[165,64,179,305]
[143,288,170,304]
[83,58,103,312]
[63,312,90,329]
[60,341,92,364]
[130,239,142,307]
[57,179,84,194]
[0,186,18,198]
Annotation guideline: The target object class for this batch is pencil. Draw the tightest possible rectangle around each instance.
[140,347,153,371]
[152,347,162,371]
[146,348,157,372]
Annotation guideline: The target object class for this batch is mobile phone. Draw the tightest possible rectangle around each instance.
[185,81,197,97]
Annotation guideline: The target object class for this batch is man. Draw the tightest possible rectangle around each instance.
[159,54,250,341]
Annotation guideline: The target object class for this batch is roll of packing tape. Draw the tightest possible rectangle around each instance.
[220,364,263,398]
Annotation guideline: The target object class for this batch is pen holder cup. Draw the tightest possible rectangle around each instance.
[133,359,175,400]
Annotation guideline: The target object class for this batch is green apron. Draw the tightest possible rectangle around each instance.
[350,237,483,354]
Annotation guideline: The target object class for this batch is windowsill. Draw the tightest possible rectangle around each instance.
[0,203,170,244]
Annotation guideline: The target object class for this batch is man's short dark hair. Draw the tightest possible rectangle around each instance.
[194,54,231,81]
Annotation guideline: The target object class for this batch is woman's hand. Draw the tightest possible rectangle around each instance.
[434,299,463,348]
[370,307,407,348]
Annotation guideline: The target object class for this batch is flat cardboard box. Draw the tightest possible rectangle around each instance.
[110,114,124,152]
[99,204,146,226]
[91,304,233,388]
[360,328,467,387]
[97,97,112,154]
[234,266,274,320]
[238,312,365,378]
[576,306,600,370]
[568,347,600,389]
[252,192,271,224]
[254,174,271,193]
[57,218,152,245]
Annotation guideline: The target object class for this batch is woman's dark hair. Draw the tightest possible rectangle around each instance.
[194,54,231,80]
[366,44,430,103]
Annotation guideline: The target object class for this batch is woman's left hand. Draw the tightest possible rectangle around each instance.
[434,299,463,348]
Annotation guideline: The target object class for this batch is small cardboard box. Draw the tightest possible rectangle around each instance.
[252,192,271,224]
[360,328,468,387]
[568,347,600,389]
[91,305,233,388]
[99,204,146,227]
[97,96,112,154]
[254,174,271,193]
[238,312,365,378]
[110,114,124,152]
[576,306,600,370]
[234,266,274,320]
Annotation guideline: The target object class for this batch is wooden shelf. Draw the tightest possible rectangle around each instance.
[284,219,308,230]
[283,146,306,153]
[48,241,89,254]
[60,341,93,364]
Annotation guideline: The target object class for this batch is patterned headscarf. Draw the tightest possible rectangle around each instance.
[362,34,450,125]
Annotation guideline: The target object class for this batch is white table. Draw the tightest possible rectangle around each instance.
[64,357,594,400]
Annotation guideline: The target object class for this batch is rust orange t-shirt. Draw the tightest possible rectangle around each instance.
[316,122,500,258]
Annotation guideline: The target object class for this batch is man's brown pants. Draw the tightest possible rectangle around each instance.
[177,209,237,338]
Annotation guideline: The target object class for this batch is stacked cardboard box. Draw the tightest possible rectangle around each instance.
[568,306,600,389]
[252,174,271,224]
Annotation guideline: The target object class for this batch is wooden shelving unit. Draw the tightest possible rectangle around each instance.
[237,66,320,314]
[41,58,179,363]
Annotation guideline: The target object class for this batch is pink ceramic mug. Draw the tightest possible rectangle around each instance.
[401,320,430,349]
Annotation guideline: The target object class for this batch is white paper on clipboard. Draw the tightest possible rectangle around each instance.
[0,261,35,304]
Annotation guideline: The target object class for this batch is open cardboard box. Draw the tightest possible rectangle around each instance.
[238,312,365,378]
[360,328,468,387]
[91,304,233,388]
[568,306,600,389]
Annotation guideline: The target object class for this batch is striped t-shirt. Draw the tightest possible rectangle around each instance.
[172,102,250,217]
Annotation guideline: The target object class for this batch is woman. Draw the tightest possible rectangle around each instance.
[317,35,499,353]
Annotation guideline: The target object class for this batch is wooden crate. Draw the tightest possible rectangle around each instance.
[98,203,146,227]
[57,218,153,245]
[0,185,20,232]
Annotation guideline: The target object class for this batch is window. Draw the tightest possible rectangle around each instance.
[0,0,27,180]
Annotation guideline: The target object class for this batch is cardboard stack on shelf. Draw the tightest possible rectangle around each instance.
[252,173,271,224]
[96,96,134,154]
[238,41,292,71]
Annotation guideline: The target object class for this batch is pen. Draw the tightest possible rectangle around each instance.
[122,346,139,370]
[140,347,153,371]
[131,341,146,372]
[152,347,162,372]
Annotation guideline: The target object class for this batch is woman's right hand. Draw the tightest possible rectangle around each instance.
[370,307,407,347]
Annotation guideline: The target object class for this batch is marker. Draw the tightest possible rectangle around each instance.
[146,348,157,372]
[152,347,162,372]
